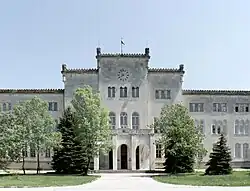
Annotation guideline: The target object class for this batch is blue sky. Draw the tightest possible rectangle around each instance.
[0,0,249,90]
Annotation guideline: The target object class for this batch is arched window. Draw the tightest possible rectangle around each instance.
[120,112,127,128]
[217,120,222,134]
[235,143,241,158]
[243,143,249,159]
[109,112,116,129]
[234,120,239,135]
[223,120,227,135]
[120,87,128,98]
[245,120,249,135]
[54,119,59,131]
[196,119,204,134]
[240,120,245,134]
[2,103,6,111]
[132,112,140,129]
[108,87,116,98]
[195,119,199,128]
[200,120,204,134]
[132,87,139,98]
[211,120,217,134]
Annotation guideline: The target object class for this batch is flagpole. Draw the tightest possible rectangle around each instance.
[120,38,123,54]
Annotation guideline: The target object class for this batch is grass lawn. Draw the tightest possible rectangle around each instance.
[153,171,250,186]
[0,174,99,188]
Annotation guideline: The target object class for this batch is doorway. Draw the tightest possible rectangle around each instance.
[109,150,113,169]
[120,144,128,169]
[136,146,140,169]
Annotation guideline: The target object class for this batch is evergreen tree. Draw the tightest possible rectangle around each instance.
[153,104,205,174]
[205,133,232,175]
[52,107,87,174]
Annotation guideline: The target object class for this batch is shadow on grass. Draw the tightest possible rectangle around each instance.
[0,172,90,177]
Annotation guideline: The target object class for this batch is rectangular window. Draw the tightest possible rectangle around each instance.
[189,103,204,112]
[213,103,227,112]
[48,102,53,111]
[30,144,36,158]
[45,148,51,158]
[23,145,28,158]
[155,90,160,99]
[235,103,249,113]
[54,102,58,111]
[156,144,162,158]
[132,87,139,98]
[48,102,58,111]
[155,90,171,99]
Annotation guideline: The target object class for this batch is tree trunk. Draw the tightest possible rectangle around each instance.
[22,152,26,175]
[36,148,40,174]
[83,157,91,176]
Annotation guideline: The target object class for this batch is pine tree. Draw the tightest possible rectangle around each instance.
[52,107,87,174]
[205,133,232,175]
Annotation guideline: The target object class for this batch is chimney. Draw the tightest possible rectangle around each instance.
[62,63,67,72]
[96,47,101,57]
[145,48,150,56]
[179,64,184,72]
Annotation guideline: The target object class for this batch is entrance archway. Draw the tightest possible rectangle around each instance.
[135,144,150,170]
[120,144,128,169]
[109,150,113,169]
[136,146,139,169]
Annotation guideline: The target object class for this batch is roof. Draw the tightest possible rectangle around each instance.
[148,68,184,73]
[0,89,64,94]
[61,68,98,74]
[96,53,150,59]
[61,67,184,74]
[95,47,150,59]
[183,89,250,96]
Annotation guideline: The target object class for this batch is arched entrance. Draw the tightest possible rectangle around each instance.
[136,146,139,169]
[109,150,113,169]
[135,144,150,170]
[120,144,128,169]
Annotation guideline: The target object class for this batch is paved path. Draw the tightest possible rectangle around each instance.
[2,173,250,191]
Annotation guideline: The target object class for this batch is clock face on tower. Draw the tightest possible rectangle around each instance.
[117,68,129,82]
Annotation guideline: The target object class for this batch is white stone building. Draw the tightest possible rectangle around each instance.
[2,47,250,170]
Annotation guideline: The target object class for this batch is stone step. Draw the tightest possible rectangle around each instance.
[92,169,165,173]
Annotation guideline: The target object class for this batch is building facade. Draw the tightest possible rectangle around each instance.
[2,47,250,170]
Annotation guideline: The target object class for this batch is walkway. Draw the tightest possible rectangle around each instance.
[2,173,250,191]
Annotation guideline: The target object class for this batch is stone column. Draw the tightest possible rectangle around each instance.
[113,135,117,170]
[131,135,136,170]
[94,154,99,171]
[149,134,156,170]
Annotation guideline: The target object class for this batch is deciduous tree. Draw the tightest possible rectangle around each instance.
[0,111,22,171]
[18,97,61,174]
[71,86,112,175]
[13,102,32,174]
[153,104,205,174]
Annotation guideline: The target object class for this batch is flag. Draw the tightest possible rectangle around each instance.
[121,40,125,45]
